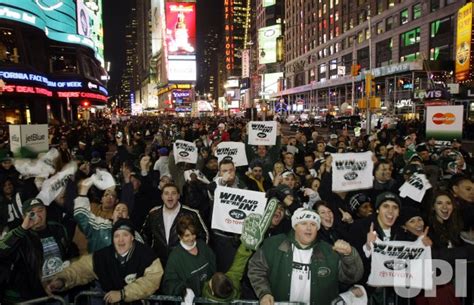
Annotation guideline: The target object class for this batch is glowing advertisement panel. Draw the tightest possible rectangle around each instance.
[258,24,281,64]
[426,105,464,140]
[168,59,196,82]
[151,0,165,55]
[0,0,103,63]
[165,2,196,56]
[262,72,283,99]
[455,2,472,82]
[76,0,104,64]
[263,0,276,7]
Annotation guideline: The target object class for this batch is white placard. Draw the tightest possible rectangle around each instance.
[36,162,77,206]
[247,121,277,146]
[331,152,374,192]
[173,140,198,164]
[368,239,433,290]
[211,186,267,234]
[215,142,248,167]
[9,124,48,157]
[399,173,432,203]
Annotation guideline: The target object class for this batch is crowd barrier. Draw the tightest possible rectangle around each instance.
[17,295,67,305]
[18,289,473,305]
[73,291,306,305]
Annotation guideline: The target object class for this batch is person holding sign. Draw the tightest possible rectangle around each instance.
[248,208,363,305]
[349,192,404,304]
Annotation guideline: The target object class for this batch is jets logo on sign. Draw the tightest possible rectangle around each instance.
[344,171,358,180]
[384,260,408,271]
[179,151,189,157]
[257,132,267,138]
[229,209,246,220]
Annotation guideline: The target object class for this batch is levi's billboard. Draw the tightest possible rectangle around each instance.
[165,2,196,56]
[426,106,464,140]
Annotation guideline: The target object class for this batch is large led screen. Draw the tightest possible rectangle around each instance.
[165,2,196,56]
[0,0,104,64]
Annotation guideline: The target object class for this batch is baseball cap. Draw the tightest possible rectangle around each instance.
[22,198,45,214]
[330,134,338,139]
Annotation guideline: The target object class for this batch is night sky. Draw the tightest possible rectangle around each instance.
[103,0,132,96]
[103,0,223,96]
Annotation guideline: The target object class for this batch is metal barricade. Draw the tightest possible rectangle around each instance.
[74,291,306,305]
[17,295,67,305]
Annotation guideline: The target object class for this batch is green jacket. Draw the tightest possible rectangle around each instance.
[74,196,143,253]
[202,243,253,302]
[248,232,363,305]
[162,239,216,297]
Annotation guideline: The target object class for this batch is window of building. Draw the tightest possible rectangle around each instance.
[400,9,409,25]
[50,46,78,73]
[358,31,364,43]
[431,0,440,12]
[386,17,394,31]
[413,3,422,20]
[0,27,19,64]
[445,0,456,5]
[377,21,384,34]
[376,0,384,14]
[389,0,395,7]
[400,52,420,62]
[430,45,451,60]
[430,16,452,38]
[359,10,367,24]
[400,28,421,47]
[366,28,371,40]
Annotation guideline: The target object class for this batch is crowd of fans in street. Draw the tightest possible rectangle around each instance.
[0,116,472,305]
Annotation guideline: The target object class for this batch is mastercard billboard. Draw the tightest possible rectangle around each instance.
[426,106,464,140]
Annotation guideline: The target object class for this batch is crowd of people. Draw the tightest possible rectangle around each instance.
[0,116,472,305]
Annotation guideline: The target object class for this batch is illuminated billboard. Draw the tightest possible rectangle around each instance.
[0,0,104,64]
[76,0,104,64]
[263,0,276,7]
[151,0,165,55]
[165,2,196,56]
[258,25,282,64]
[168,59,196,82]
[455,2,472,82]
[262,72,283,99]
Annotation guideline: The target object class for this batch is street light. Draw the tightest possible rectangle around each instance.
[260,48,267,120]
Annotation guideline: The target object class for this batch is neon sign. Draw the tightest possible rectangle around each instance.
[224,0,234,72]
[2,85,53,97]
[57,91,107,101]
[0,69,108,95]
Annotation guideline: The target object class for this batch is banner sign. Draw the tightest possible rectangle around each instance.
[211,186,267,234]
[399,173,432,203]
[215,142,248,167]
[9,124,48,157]
[247,121,277,146]
[331,152,374,192]
[455,2,472,82]
[368,240,433,290]
[426,105,464,140]
[173,140,198,164]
